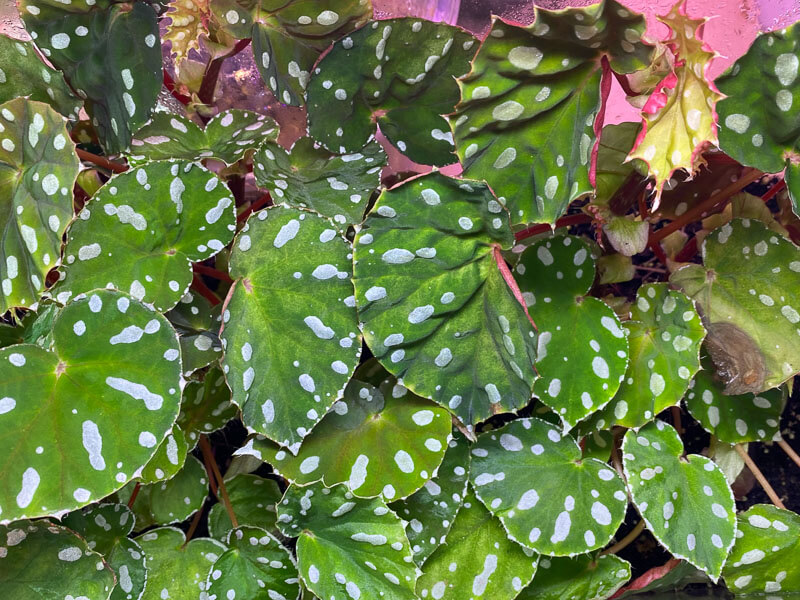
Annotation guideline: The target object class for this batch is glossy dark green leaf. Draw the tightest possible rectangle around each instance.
[518,553,631,600]
[138,425,189,483]
[178,367,237,450]
[166,291,223,377]
[207,474,283,540]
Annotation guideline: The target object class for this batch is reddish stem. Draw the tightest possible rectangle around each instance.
[237,192,271,223]
[198,38,251,106]
[611,69,639,98]
[183,503,205,545]
[191,274,221,306]
[760,178,786,203]
[493,245,537,330]
[193,263,233,283]
[76,149,128,173]
[610,559,682,599]
[163,71,192,106]
[589,56,613,187]
[514,213,593,242]
[126,482,141,509]
[674,237,699,263]
[199,436,238,528]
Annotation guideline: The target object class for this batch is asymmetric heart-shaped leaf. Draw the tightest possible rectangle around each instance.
[0,290,181,523]
[470,418,627,556]
[135,527,227,600]
[416,486,538,600]
[518,553,631,600]
[20,0,162,154]
[164,0,211,69]
[221,206,361,451]
[138,424,189,483]
[129,110,277,166]
[622,420,736,580]
[515,235,629,429]
[207,526,301,600]
[671,219,800,393]
[451,1,652,225]
[307,18,477,166]
[0,520,115,599]
[0,36,81,119]
[722,504,800,595]
[353,172,537,427]
[390,430,471,566]
[178,368,237,449]
[0,98,79,313]
[51,161,236,312]
[62,503,147,600]
[253,137,385,227]
[207,474,283,540]
[581,283,704,431]
[276,482,418,600]
[166,292,223,376]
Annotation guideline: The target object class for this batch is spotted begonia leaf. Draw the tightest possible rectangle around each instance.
[307,18,476,166]
[178,368,237,450]
[515,235,629,429]
[416,486,538,600]
[166,292,223,376]
[0,98,79,313]
[276,482,419,600]
[164,0,211,69]
[671,219,800,393]
[62,503,147,600]
[0,290,181,523]
[582,430,615,463]
[469,418,627,556]
[353,172,537,427]
[722,504,800,595]
[207,526,301,600]
[518,553,631,600]
[253,137,385,227]
[19,0,162,154]
[0,520,115,599]
[716,26,800,212]
[451,1,652,225]
[135,527,227,600]
[627,4,721,199]
[138,424,189,483]
[207,474,283,540]
[622,420,736,580]
[129,110,277,166]
[221,206,360,451]
[390,430,471,566]
[51,161,236,312]
[581,283,704,431]
[684,359,785,444]
[0,36,82,119]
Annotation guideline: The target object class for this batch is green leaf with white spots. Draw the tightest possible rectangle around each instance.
[722,504,800,595]
[166,292,223,376]
[580,283,705,431]
[451,1,652,225]
[716,26,800,212]
[138,425,189,483]
[353,172,537,427]
[518,553,631,600]
[253,137,385,227]
[221,206,361,451]
[129,109,278,166]
[0,290,181,523]
[671,219,800,393]
[0,36,82,119]
[306,18,477,166]
[469,418,627,556]
[390,430,471,566]
[582,430,615,463]
[62,503,147,600]
[684,358,785,444]
[276,482,418,600]
[622,420,736,580]
[0,520,115,600]
[416,486,538,600]
[135,527,227,600]
[178,368,237,450]
[207,526,301,600]
[0,98,79,313]
[19,0,163,154]
[515,235,629,429]
[207,474,283,540]
[51,160,237,312]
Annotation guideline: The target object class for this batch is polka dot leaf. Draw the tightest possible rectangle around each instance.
[206,526,301,600]
[166,292,223,377]
[515,235,629,429]
[276,481,419,600]
[19,0,163,154]
[137,424,189,484]
[469,418,628,556]
[517,553,631,600]
[0,290,182,524]
[178,367,237,450]
[671,218,800,393]
[353,172,537,427]
[416,486,538,600]
[50,160,237,312]
[207,474,283,541]
[722,504,800,595]
[622,420,736,580]
[451,1,652,225]
[129,109,278,166]
[0,98,79,313]
[220,206,361,451]
[307,18,477,166]
[253,137,386,227]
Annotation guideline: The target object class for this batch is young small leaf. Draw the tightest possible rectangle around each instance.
[178,367,237,449]
[166,292,223,377]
